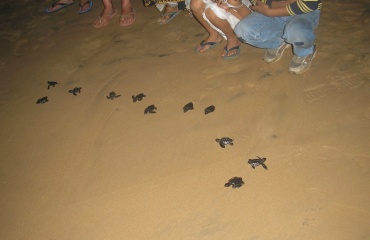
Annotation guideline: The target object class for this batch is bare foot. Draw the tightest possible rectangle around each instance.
[195,34,222,53]
[46,0,73,12]
[221,38,240,57]
[79,0,92,13]
[93,9,118,28]
[157,5,180,24]
[120,7,135,26]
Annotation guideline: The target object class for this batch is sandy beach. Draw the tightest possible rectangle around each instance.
[0,0,369,239]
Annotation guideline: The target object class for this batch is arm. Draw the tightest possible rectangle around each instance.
[251,0,291,16]
[217,0,250,20]
[251,0,321,17]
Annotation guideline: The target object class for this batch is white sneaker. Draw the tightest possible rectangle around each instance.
[289,45,317,74]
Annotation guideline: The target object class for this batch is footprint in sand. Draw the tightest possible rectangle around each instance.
[0,30,22,42]
[0,58,7,68]
[364,106,370,120]
[13,39,29,56]
[201,63,244,80]
[302,84,330,103]
[329,73,367,92]
[79,39,102,61]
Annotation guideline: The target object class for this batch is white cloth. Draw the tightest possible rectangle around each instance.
[156,0,191,12]
[202,0,251,39]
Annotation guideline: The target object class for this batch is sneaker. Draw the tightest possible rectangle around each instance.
[264,42,290,63]
[289,45,317,74]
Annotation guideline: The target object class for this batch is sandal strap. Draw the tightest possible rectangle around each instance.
[224,45,240,52]
[200,40,218,47]
[79,0,91,7]
[51,1,73,7]
[121,10,135,18]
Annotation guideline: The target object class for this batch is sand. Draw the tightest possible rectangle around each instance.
[0,0,369,239]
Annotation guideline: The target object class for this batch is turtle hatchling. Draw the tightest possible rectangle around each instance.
[132,93,146,102]
[47,81,59,89]
[69,87,82,96]
[248,156,268,170]
[36,96,49,104]
[215,137,233,148]
[107,92,121,100]
[183,102,194,112]
[204,105,215,115]
[144,104,157,114]
[224,177,244,188]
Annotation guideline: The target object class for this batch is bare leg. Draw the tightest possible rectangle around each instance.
[157,4,180,24]
[120,0,135,26]
[100,0,115,16]
[204,8,239,57]
[191,0,222,53]
[93,0,117,28]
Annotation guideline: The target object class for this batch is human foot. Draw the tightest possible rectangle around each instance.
[93,9,118,29]
[194,35,222,53]
[78,0,93,14]
[157,5,181,24]
[120,8,135,26]
[221,38,240,59]
[45,0,74,13]
[222,45,240,60]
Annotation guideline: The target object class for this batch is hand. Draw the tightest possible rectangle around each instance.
[216,0,230,11]
[251,0,271,16]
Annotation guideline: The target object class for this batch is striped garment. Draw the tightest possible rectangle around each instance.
[260,0,322,15]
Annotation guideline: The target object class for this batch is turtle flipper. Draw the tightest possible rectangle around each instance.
[261,163,268,170]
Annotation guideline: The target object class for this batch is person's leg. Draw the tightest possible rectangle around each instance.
[283,10,320,57]
[120,0,135,26]
[191,0,222,52]
[235,12,292,63]
[99,0,115,16]
[235,12,287,49]
[157,3,180,24]
[204,8,239,58]
[284,10,320,73]
[93,0,117,28]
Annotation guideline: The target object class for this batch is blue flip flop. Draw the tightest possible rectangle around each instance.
[222,45,240,60]
[158,11,181,24]
[45,1,74,13]
[78,0,93,14]
[194,40,221,53]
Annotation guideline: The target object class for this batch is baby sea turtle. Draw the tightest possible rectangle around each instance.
[144,104,157,114]
[68,87,82,96]
[132,93,146,102]
[36,96,49,104]
[183,102,194,112]
[224,177,244,188]
[107,92,121,100]
[205,105,215,115]
[215,137,233,148]
[47,81,59,89]
[248,156,268,170]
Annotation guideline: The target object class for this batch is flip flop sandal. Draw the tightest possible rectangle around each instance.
[222,45,240,60]
[78,0,93,14]
[93,9,118,29]
[158,11,181,24]
[194,40,221,53]
[119,10,135,26]
[45,1,74,13]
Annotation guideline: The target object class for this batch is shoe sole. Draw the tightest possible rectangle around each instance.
[264,44,290,64]
[289,47,317,74]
